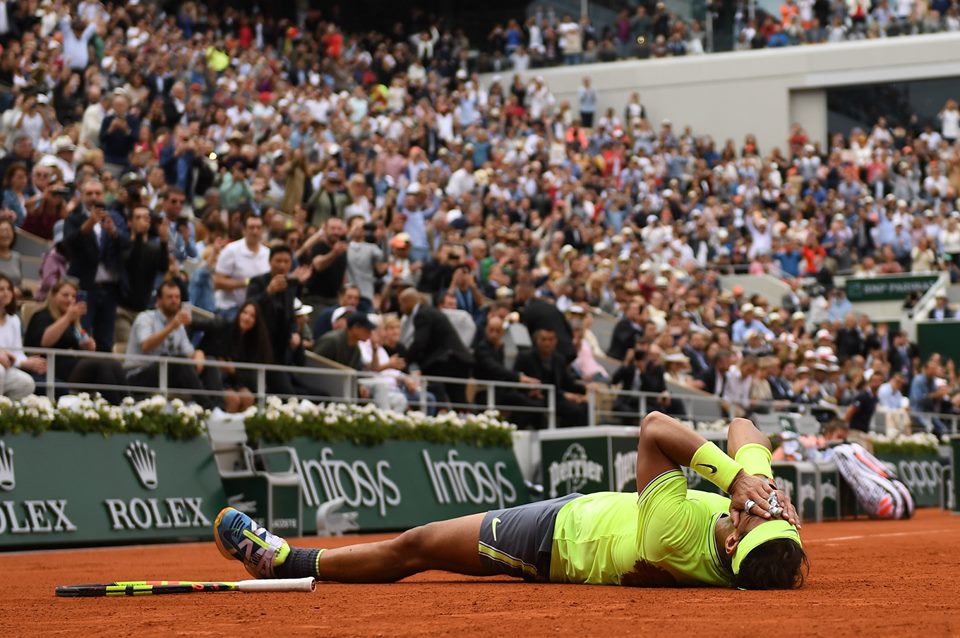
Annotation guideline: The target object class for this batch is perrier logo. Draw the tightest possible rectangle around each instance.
[547,443,603,498]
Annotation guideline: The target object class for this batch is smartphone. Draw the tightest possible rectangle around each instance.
[76,291,88,303]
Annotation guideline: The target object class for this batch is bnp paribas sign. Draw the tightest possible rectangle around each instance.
[0,433,225,548]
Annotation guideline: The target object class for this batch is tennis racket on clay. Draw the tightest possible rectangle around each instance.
[55,577,316,597]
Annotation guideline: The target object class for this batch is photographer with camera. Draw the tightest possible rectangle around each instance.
[22,170,68,240]
[345,216,386,313]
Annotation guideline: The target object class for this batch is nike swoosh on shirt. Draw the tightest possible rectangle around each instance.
[696,463,718,474]
[491,517,502,542]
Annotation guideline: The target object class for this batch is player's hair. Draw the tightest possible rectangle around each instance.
[733,539,809,590]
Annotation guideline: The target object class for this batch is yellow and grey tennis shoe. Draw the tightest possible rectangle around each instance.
[214,507,290,578]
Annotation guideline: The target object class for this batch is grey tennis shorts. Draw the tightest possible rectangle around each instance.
[477,493,582,582]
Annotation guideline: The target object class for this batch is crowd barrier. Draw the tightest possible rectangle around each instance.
[2,344,958,547]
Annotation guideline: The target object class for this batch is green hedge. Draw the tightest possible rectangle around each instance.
[0,395,207,439]
[244,398,516,448]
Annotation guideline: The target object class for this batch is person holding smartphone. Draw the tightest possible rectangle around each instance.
[245,245,310,391]
[62,178,129,352]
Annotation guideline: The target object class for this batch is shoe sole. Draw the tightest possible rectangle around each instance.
[213,507,239,563]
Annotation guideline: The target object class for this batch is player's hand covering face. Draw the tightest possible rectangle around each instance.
[729,473,800,528]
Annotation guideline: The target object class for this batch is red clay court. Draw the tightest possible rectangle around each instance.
[4,509,958,637]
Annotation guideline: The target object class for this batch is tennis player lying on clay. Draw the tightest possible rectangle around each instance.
[214,411,808,589]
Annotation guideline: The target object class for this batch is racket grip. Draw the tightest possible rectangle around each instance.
[237,577,316,593]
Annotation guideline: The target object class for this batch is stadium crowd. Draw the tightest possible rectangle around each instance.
[0,1,957,438]
[480,1,960,70]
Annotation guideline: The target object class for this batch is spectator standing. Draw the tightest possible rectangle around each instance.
[213,214,269,319]
[115,206,169,345]
[300,217,348,312]
[345,217,386,312]
[99,92,138,175]
[558,14,583,64]
[63,179,128,352]
[845,372,885,448]
[157,188,196,263]
[245,244,310,371]
[577,77,596,128]
[607,299,644,361]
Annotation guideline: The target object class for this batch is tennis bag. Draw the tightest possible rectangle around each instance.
[832,443,914,519]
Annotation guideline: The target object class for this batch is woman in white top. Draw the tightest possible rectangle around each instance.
[939,216,960,260]
[910,236,938,273]
[939,99,960,142]
[0,274,44,399]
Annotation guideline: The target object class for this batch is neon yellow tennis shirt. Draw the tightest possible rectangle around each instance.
[549,469,733,586]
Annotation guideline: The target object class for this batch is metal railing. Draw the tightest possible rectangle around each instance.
[22,347,559,429]
[19,347,960,436]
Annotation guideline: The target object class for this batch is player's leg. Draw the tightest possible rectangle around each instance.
[214,507,496,583]
[310,512,495,582]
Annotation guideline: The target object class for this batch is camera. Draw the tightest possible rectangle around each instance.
[363,221,377,243]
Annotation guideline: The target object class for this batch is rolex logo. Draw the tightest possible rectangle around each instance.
[0,441,14,491]
[126,441,158,490]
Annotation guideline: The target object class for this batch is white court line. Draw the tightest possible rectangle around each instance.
[806,529,950,544]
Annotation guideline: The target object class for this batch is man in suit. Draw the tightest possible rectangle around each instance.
[115,205,169,345]
[682,330,711,387]
[929,292,956,320]
[162,81,187,129]
[515,281,575,363]
[607,298,644,361]
[473,316,541,428]
[514,328,588,428]
[701,348,735,402]
[398,287,474,407]
[562,213,586,252]
[610,347,680,422]
[64,178,128,352]
[887,330,917,380]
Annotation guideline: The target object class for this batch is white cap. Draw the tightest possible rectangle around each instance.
[332,306,351,325]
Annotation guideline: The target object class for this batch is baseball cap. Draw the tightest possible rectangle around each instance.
[293,298,313,317]
[331,306,351,325]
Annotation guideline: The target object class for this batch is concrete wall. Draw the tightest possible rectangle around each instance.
[488,32,960,151]
[719,274,791,305]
